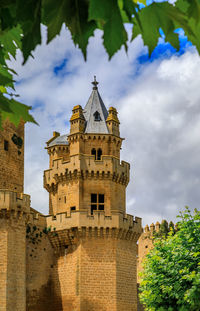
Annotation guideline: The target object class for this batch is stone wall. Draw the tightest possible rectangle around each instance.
[0,120,24,193]
[0,212,26,311]
[49,230,139,311]
[26,221,55,311]
[116,239,138,311]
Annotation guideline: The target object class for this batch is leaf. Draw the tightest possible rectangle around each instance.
[43,0,96,60]
[0,86,7,93]
[176,0,200,54]
[0,94,38,129]
[0,65,14,87]
[134,0,146,4]
[132,2,191,55]
[0,1,16,9]
[0,25,22,59]
[0,7,16,30]
[42,0,67,42]
[0,94,13,113]
[187,0,200,22]
[69,0,96,60]
[16,0,42,63]
[122,0,138,21]
[89,0,128,59]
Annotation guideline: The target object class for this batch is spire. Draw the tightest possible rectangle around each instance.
[92,75,99,90]
[83,77,109,134]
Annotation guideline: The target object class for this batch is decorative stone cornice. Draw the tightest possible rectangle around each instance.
[44,168,129,192]
[48,226,141,249]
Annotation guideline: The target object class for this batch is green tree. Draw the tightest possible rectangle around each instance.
[154,219,170,239]
[0,0,200,127]
[139,207,200,311]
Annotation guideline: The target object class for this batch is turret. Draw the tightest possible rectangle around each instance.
[70,105,85,134]
[44,77,129,215]
[106,106,120,136]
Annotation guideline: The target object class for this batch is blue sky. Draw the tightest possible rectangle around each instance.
[8,17,200,226]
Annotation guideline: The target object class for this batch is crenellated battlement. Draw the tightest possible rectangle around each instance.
[0,190,30,213]
[45,210,141,233]
[142,220,175,237]
[45,211,142,248]
[44,153,130,190]
[143,221,161,236]
[138,219,176,285]
[27,209,47,227]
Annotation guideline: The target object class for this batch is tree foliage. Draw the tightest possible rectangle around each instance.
[153,220,171,239]
[0,0,200,127]
[139,207,200,311]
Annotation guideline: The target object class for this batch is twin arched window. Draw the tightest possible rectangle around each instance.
[91,148,102,160]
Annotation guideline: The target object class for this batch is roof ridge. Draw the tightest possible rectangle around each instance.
[86,90,95,131]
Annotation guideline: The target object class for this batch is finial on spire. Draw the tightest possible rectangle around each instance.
[92,75,99,90]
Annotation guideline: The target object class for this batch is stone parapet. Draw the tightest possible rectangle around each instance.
[44,154,130,190]
[45,211,142,248]
[46,210,141,232]
[0,190,30,213]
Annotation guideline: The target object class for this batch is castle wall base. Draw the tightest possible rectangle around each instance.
[0,214,26,311]
[50,229,138,311]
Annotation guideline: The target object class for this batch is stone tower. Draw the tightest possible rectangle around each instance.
[0,119,30,311]
[44,77,142,311]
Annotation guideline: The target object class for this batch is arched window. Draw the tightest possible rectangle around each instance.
[91,148,96,160]
[93,111,101,121]
[97,148,102,160]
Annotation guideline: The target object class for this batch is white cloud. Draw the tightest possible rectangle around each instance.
[8,27,200,227]
[119,49,200,225]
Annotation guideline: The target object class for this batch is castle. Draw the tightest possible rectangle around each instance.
[0,77,156,311]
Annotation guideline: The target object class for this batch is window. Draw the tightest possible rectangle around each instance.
[71,206,76,211]
[93,111,101,121]
[91,148,102,160]
[91,148,96,160]
[91,193,104,215]
[97,148,102,160]
[4,140,8,151]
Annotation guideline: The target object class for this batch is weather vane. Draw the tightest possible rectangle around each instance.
[92,75,99,90]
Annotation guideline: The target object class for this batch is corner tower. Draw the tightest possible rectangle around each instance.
[44,77,142,311]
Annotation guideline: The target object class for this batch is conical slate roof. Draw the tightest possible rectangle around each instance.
[83,77,109,134]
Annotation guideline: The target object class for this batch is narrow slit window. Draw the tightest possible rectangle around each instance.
[91,148,97,160]
[4,140,8,151]
[97,148,102,160]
